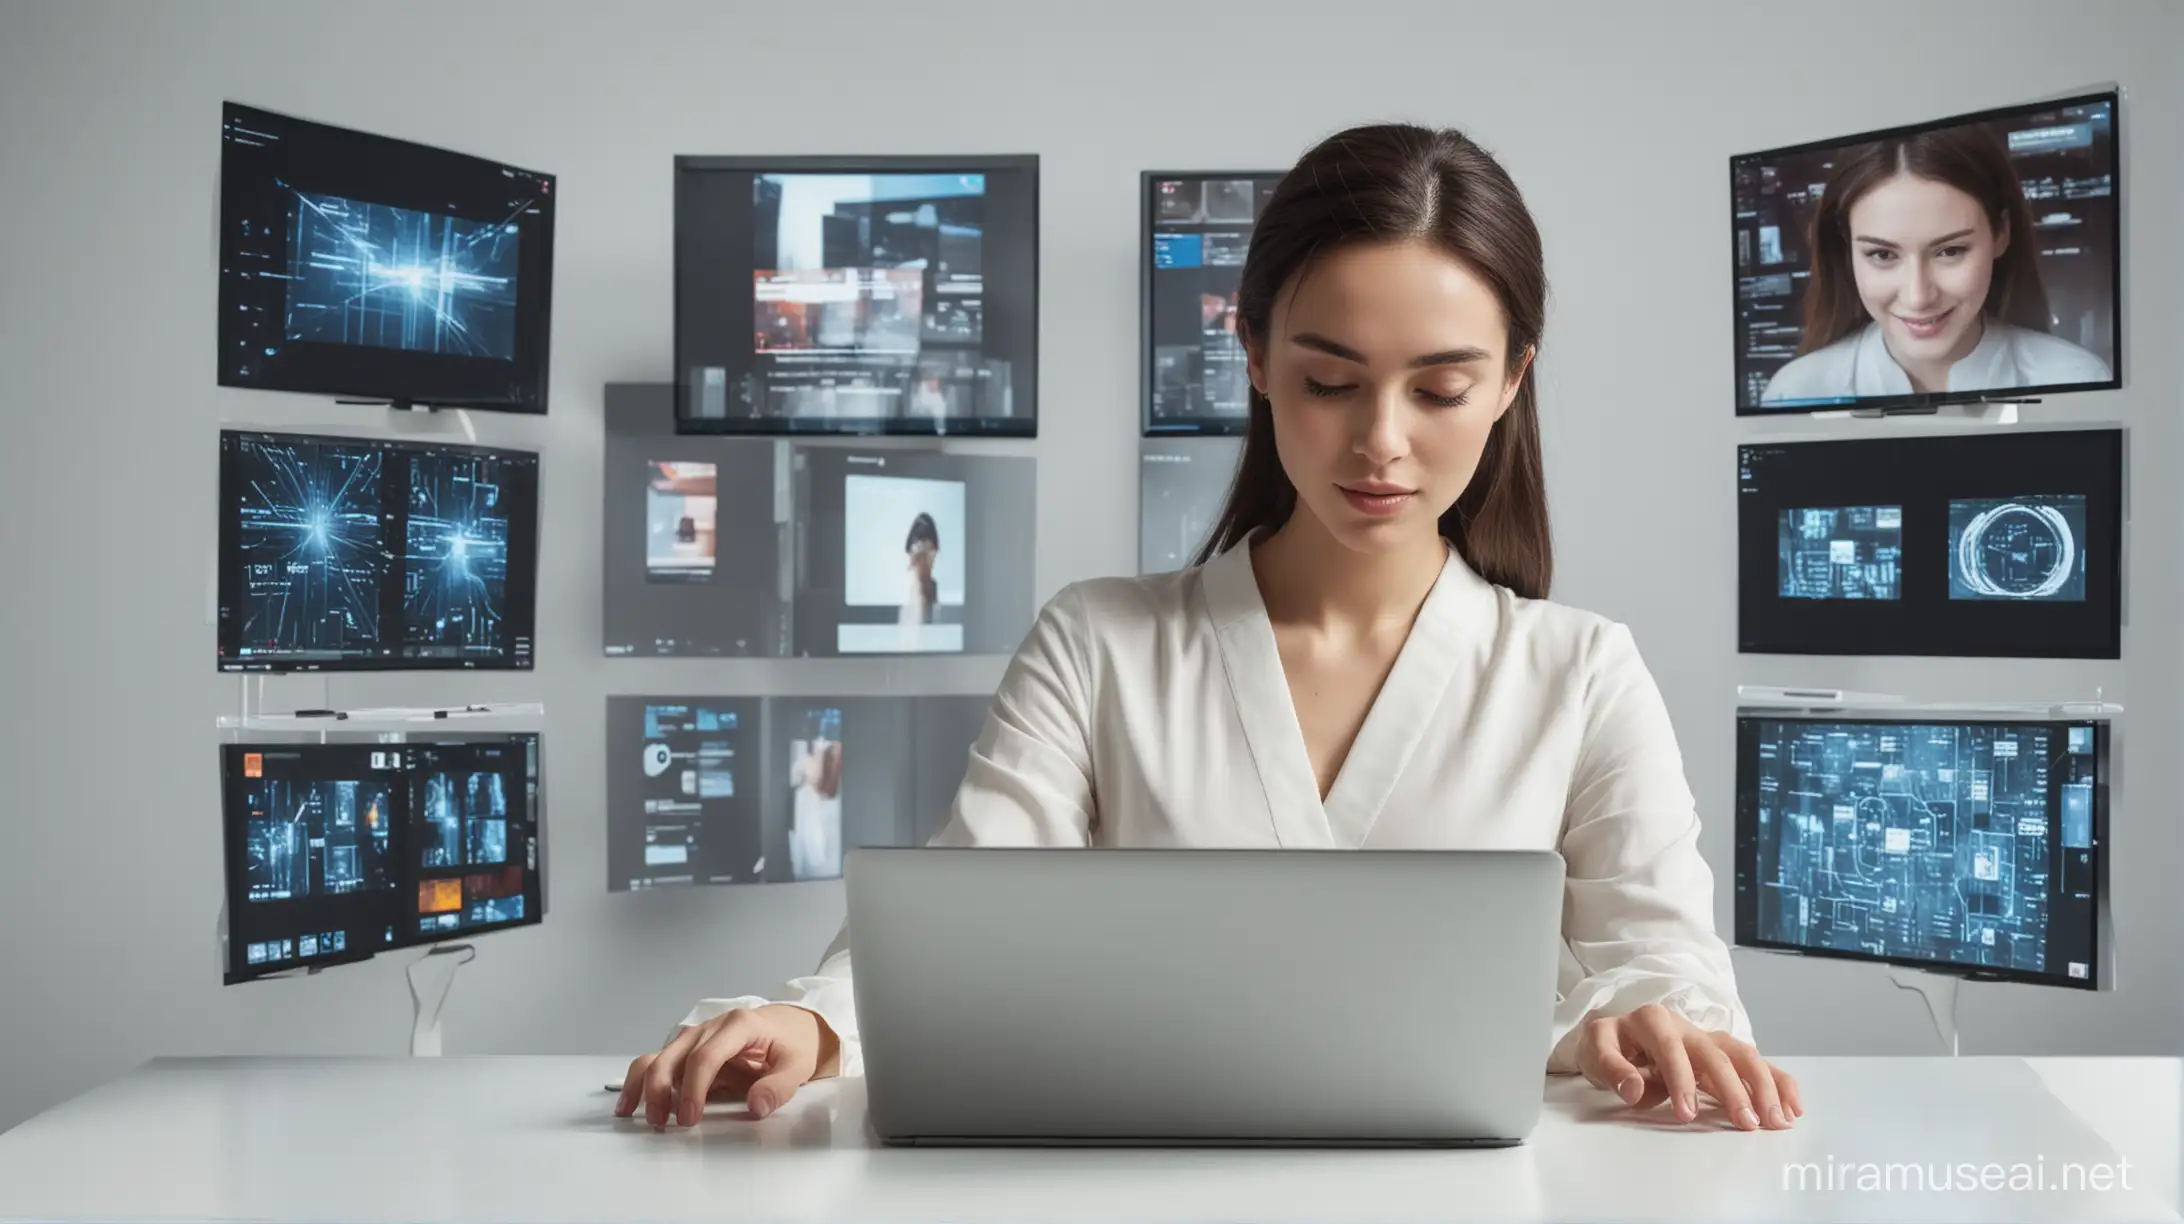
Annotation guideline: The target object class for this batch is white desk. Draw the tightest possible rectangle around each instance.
[0,1056,2175,1223]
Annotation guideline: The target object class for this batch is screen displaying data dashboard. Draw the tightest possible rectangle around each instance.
[675,156,1039,437]
[1143,171,1284,436]
[220,734,545,984]
[1735,716,2105,989]
[217,429,541,672]
[1139,436,1241,573]
[606,694,988,891]
[1737,427,2121,658]
[602,383,1035,658]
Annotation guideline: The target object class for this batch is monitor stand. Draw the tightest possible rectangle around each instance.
[1889,967,1964,1056]
[407,943,477,1057]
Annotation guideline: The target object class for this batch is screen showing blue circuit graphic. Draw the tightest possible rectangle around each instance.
[1777,505,1901,600]
[402,451,515,661]
[1948,495,2087,601]
[230,434,388,663]
[1741,719,2099,985]
[242,777,395,902]
[417,770,509,868]
[286,192,522,361]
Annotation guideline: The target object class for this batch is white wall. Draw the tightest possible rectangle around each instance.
[1,0,2178,1132]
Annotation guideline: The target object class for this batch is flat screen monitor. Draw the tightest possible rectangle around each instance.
[1142,171,1285,435]
[218,102,557,413]
[1140,436,1241,573]
[1731,91,2119,415]
[221,733,545,984]
[218,429,542,672]
[606,695,988,891]
[1734,714,2105,989]
[601,384,1034,657]
[675,156,1038,437]
[1737,427,2122,658]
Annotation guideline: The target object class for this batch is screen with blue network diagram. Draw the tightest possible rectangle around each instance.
[1736,718,2102,988]
[219,102,556,412]
[402,451,517,662]
[1777,505,1901,600]
[218,430,538,672]
[1948,495,2087,602]
[286,192,522,361]
[221,735,545,984]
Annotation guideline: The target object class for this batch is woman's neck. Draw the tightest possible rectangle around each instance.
[1248,510,1446,634]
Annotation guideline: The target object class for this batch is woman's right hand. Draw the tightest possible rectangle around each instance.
[613,1003,841,1128]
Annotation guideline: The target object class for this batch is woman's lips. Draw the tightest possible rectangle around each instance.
[1894,306,1955,341]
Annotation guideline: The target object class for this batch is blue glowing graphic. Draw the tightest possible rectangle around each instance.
[285,190,522,361]
[244,778,394,903]
[419,770,507,869]
[1747,721,2078,975]
[1948,495,2086,601]
[234,438,385,658]
[1777,505,1902,600]
[402,452,512,659]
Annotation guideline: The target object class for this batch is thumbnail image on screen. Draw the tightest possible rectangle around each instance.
[1735,717,2103,988]
[218,103,556,413]
[1140,437,1241,574]
[1947,495,2086,601]
[1777,505,1901,600]
[1144,172,1284,435]
[607,695,989,892]
[677,157,1038,436]
[1732,92,2119,414]
[219,430,539,673]
[602,384,1036,658]
[646,461,717,581]
[1736,428,2120,658]
[840,473,967,653]
[220,734,545,984]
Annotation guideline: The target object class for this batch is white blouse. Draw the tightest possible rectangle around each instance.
[1761,319,2112,406]
[679,540,1753,1076]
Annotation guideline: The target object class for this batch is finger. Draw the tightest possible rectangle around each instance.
[643,1025,704,1129]
[1774,1064,1804,1119]
[707,1055,767,1099]
[1635,1009,1701,1124]
[678,1013,766,1128]
[1729,1044,1790,1128]
[745,1068,804,1120]
[1690,1037,1756,1130]
[614,1053,655,1117]
[1577,1019,1648,1107]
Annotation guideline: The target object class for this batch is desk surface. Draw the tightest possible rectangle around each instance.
[0,1055,2175,1224]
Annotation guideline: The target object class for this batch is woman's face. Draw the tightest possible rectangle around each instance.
[1245,238,1526,555]
[1845,173,2006,365]
[907,536,936,577]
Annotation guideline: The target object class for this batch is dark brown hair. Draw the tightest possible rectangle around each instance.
[1798,125,2051,356]
[1191,123,1553,599]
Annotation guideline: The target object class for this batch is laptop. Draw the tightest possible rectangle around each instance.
[845,847,1566,1147]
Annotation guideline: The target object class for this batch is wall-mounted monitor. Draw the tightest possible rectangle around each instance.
[1731,91,2119,415]
[602,384,1034,657]
[221,733,546,984]
[606,695,989,891]
[1140,436,1241,574]
[218,429,541,672]
[1735,714,2106,989]
[218,103,557,413]
[675,155,1038,437]
[1142,171,1285,436]
[1737,427,2122,658]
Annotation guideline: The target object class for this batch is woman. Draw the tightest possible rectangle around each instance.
[787,713,844,881]
[899,511,941,645]
[619,123,1800,1135]
[1761,124,2111,404]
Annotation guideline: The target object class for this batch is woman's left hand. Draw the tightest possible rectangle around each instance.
[1575,1002,1801,1130]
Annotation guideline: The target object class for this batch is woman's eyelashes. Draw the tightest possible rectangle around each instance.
[1300,375,1470,408]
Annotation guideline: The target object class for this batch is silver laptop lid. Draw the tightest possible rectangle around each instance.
[846,847,1566,1146]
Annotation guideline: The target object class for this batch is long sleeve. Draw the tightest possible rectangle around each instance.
[1545,619,1753,1074]
[673,584,1102,1074]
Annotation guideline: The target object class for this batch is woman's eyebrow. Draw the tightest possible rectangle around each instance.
[1290,332,1489,369]
[1853,228,1974,249]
